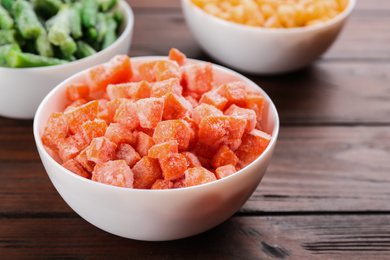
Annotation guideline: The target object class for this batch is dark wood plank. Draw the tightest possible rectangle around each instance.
[1,215,389,259]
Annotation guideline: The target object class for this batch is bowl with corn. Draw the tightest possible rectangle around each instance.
[181,0,355,75]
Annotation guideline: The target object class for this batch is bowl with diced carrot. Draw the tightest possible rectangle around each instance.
[33,49,279,241]
[0,0,133,119]
[181,0,355,74]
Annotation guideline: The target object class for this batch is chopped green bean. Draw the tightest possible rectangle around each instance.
[13,0,44,39]
[6,49,68,68]
[36,31,54,57]
[99,0,117,12]
[102,14,117,49]
[47,4,70,45]
[59,35,77,57]
[76,40,96,59]
[0,44,21,65]
[0,29,21,45]
[31,0,63,17]
[0,5,14,29]
[81,0,99,28]
[96,12,107,42]
[0,0,13,11]
[69,2,82,39]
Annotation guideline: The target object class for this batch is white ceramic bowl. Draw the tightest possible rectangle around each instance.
[181,0,355,75]
[33,57,279,241]
[0,0,134,120]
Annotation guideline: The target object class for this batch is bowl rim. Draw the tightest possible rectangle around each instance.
[33,56,280,193]
[0,0,134,71]
[182,0,356,34]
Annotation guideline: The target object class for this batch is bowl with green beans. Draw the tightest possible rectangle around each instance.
[0,0,134,119]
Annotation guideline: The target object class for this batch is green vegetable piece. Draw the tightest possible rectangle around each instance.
[47,5,71,46]
[82,0,99,28]
[0,5,14,29]
[76,40,96,59]
[13,0,44,39]
[69,2,82,39]
[36,31,54,57]
[86,27,98,39]
[102,14,117,49]
[0,29,25,45]
[113,10,123,27]
[59,36,77,57]
[31,0,63,17]
[99,0,117,12]
[6,49,68,68]
[0,0,13,11]
[96,12,107,42]
[0,44,21,65]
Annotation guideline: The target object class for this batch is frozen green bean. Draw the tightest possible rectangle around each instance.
[0,0,13,11]
[99,0,117,12]
[82,0,99,27]
[31,0,63,17]
[47,5,70,45]
[13,0,44,39]
[0,5,14,29]
[96,12,107,42]
[6,49,68,68]
[69,2,82,39]
[0,44,21,65]
[102,14,117,49]
[0,30,20,45]
[59,35,77,57]
[36,31,54,57]
[76,40,96,59]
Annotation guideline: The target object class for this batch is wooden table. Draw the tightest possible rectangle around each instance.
[1,0,389,259]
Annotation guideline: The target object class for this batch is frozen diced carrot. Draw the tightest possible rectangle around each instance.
[92,160,133,188]
[138,61,157,82]
[168,48,186,66]
[182,62,213,94]
[215,164,237,179]
[127,81,152,100]
[185,167,216,187]
[154,60,180,81]
[197,116,246,150]
[150,78,182,98]
[199,90,228,110]
[64,100,99,134]
[58,133,88,162]
[113,99,140,130]
[135,131,155,157]
[172,178,186,188]
[162,93,193,120]
[106,98,126,123]
[135,97,164,128]
[192,141,217,159]
[86,137,117,164]
[41,112,68,149]
[74,147,95,173]
[87,55,132,93]
[82,119,107,143]
[153,120,192,150]
[148,140,178,159]
[225,104,256,132]
[216,81,247,107]
[152,179,173,189]
[235,129,272,169]
[114,143,141,167]
[184,95,198,108]
[97,99,109,123]
[210,145,238,168]
[197,155,211,169]
[104,123,136,145]
[106,83,132,100]
[64,99,88,113]
[66,83,90,101]
[182,151,201,168]
[135,125,155,137]
[246,92,265,121]
[62,159,90,179]
[192,103,223,125]
[160,153,187,181]
[132,156,162,189]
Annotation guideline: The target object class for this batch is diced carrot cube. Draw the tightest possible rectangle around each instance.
[153,120,192,150]
[148,140,178,159]
[210,145,238,168]
[135,97,164,128]
[246,92,265,121]
[135,125,155,137]
[162,93,193,120]
[104,123,136,145]
[154,60,180,81]
[132,156,162,189]
[216,81,247,107]
[87,55,132,92]
[192,103,223,125]
[82,119,107,143]
[182,62,213,94]
[114,143,141,167]
[64,99,88,113]
[41,112,68,149]
[199,90,228,110]
[135,131,155,157]
[168,48,186,66]
[66,83,90,101]
[235,129,272,169]
[184,95,198,108]
[182,151,201,168]
[58,133,88,162]
[172,178,186,189]
[86,137,117,164]
[160,153,187,181]
[64,100,99,134]
[113,99,140,130]
[215,164,237,179]
[138,61,157,82]
[92,160,133,188]
[127,81,152,100]
[150,78,182,98]
[62,159,90,179]
[74,148,95,173]
[106,98,126,123]
[185,167,216,187]
[197,116,246,150]
[192,141,217,159]
[224,104,256,132]
[152,179,173,189]
[106,83,132,100]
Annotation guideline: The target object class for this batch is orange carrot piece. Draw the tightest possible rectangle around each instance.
[92,160,133,188]
[185,167,216,187]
